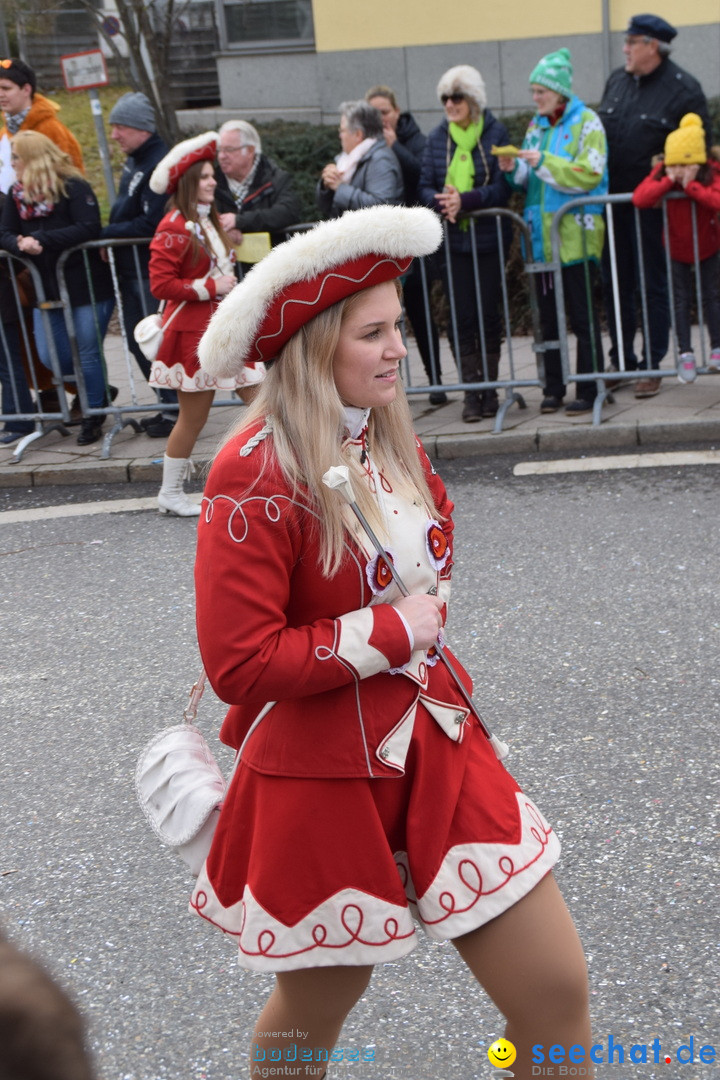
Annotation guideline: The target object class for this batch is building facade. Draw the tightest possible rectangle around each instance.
[200,0,719,131]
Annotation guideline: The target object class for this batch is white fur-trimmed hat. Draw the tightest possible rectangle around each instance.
[150,131,218,195]
[199,205,442,378]
[436,65,487,111]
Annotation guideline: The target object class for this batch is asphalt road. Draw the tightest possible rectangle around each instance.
[1,456,718,1080]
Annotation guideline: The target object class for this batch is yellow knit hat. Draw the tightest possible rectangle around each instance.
[664,114,707,166]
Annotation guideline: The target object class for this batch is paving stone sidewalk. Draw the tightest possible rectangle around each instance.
[1,331,719,487]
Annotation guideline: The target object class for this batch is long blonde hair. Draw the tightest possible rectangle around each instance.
[224,287,440,576]
[11,131,83,203]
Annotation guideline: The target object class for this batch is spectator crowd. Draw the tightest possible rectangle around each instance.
[0,11,718,479]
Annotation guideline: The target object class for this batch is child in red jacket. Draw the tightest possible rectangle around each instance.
[633,113,720,382]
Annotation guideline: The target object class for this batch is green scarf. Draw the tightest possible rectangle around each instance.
[445,119,484,193]
[445,119,484,230]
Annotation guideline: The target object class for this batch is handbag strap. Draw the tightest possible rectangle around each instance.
[183,668,207,724]
[161,300,187,330]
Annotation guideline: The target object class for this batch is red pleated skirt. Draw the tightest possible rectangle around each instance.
[190,704,560,971]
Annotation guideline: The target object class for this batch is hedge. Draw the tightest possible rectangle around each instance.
[250,100,720,334]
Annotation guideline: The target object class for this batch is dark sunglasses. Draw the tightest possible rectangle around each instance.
[441,93,466,105]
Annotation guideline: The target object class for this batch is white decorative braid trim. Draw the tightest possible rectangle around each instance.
[192,278,211,302]
[239,416,274,457]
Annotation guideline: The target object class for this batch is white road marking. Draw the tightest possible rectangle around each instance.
[514,449,720,476]
[0,495,201,525]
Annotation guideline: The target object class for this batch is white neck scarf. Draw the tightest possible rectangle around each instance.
[336,138,376,183]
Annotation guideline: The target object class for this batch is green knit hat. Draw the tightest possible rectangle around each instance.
[529,47,573,98]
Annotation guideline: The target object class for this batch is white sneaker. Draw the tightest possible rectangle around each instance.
[708,349,720,373]
[677,353,697,384]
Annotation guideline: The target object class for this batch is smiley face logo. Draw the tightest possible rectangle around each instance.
[488,1038,517,1069]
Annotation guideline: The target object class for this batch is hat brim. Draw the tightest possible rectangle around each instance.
[199,204,443,379]
[150,131,218,196]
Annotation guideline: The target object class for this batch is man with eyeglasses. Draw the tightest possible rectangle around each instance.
[0,58,83,193]
[597,14,710,398]
[214,120,301,265]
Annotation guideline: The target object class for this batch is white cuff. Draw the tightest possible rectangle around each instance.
[393,608,415,653]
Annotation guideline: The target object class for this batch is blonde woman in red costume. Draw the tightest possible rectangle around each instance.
[190,205,592,1080]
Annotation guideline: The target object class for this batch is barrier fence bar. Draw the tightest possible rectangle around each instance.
[2,191,715,457]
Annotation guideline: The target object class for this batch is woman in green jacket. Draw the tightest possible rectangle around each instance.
[498,48,608,414]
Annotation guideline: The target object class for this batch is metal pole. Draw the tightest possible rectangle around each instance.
[88,88,117,205]
[322,466,509,760]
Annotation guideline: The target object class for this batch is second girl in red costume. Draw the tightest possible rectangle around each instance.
[148,132,264,516]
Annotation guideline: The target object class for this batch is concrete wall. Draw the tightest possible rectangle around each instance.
[180,23,718,134]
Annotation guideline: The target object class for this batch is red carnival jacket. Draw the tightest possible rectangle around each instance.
[195,420,475,780]
[149,209,229,332]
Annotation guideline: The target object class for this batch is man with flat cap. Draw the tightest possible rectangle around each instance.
[598,14,710,398]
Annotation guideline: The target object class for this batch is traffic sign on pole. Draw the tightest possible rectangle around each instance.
[60,51,116,203]
[60,49,109,91]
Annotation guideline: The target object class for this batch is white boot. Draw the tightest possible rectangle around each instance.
[158,454,201,517]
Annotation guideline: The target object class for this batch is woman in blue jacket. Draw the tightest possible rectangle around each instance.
[418,65,512,422]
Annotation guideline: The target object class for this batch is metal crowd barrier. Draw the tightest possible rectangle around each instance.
[1,198,715,455]
[546,190,715,426]
[2,237,256,463]
[0,250,75,458]
[401,209,545,432]
[403,193,714,429]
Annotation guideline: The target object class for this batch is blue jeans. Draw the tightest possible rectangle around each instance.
[33,299,114,409]
[0,321,35,433]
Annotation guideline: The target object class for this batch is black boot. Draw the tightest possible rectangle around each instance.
[462,392,483,423]
[480,352,500,416]
[77,415,105,445]
[460,352,483,423]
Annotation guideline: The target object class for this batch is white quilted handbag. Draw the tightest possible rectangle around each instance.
[133,300,186,361]
[135,672,225,876]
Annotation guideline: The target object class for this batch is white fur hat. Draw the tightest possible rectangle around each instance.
[150,131,218,195]
[199,204,442,379]
[436,65,487,111]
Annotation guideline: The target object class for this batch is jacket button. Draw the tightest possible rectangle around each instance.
[455,712,465,725]
[380,746,390,759]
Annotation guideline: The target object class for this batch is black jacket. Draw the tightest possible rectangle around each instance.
[598,59,710,193]
[391,112,427,203]
[214,155,302,243]
[0,192,19,323]
[0,177,113,306]
[101,131,169,276]
[418,111,512,255]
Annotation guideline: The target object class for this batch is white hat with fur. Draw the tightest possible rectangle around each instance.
[199,204,442,379]
[149,131,218,196]
[436,65,487,112]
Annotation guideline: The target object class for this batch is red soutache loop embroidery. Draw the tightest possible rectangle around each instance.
[257,929,278,954]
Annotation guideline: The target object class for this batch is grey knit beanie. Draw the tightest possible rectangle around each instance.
[109,92,156,132]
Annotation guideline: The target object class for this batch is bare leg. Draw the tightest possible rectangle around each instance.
[453,873,593,1080]
[249,965,373,1079]
[165,388,214,459]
